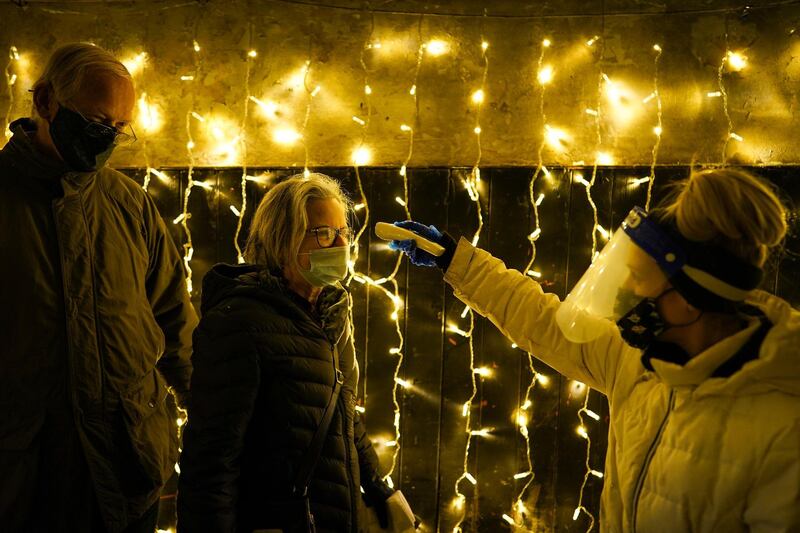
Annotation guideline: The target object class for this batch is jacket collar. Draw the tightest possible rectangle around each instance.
[2,118,96,193]
[650,315,763,387]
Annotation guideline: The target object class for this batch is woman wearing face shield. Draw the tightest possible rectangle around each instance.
[177,174,403,533]
[389,168,800,532]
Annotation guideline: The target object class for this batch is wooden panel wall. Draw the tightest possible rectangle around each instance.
[126,166,799,532]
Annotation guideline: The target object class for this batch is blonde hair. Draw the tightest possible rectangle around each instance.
[244,173,353,271]
[653,168,787,267]
[31,43,131,114]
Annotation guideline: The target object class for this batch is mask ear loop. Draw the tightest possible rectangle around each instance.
[655,287,705,329]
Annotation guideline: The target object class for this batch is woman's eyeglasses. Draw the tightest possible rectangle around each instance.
[307,226,354,248]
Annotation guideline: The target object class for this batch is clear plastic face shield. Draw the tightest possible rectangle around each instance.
[556,207,685,343]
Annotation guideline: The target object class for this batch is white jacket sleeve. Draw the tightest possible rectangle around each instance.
[443,237,637,397]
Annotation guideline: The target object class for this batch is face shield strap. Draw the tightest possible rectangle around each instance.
[661,224,764,312]
[624,207,764,313]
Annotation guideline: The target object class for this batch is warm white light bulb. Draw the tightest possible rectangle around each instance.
[352,146,372,166]
[425,39,448,56]
[395,377,412,389]
[473,367,492,377]
[471,89,485,104]
[726,51,747,71]
[544,124,568,149]
[272,128,301,145]
[597,152,614,166]
[538,65,553,85]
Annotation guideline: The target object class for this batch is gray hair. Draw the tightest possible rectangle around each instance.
[31,43,131,113]
[244,173,354,271]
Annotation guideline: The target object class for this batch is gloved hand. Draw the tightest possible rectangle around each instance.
[388,220,457,271]
[361,472,394,528]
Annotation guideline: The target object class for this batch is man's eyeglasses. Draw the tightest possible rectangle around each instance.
[65,104,138,146]
[307,226,354,248]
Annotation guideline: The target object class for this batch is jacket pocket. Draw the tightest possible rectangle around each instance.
[119,368,178,490]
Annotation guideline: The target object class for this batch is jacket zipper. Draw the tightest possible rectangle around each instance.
[631,389,675,532]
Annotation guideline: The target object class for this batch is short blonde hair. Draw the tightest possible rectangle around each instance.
[31,43,131,113]
[653,168,787,267]
[244,173,353,271]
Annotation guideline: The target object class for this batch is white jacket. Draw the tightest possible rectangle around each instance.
[443,238,800,533]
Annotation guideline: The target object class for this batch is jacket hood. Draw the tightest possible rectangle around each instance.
[700,291,800,398]
[199,263,267,315]
[200,263,350,345]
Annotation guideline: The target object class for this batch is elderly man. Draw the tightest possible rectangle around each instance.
[0,43,197,532]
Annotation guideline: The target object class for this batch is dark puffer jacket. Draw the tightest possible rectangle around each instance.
[177,264,388,533]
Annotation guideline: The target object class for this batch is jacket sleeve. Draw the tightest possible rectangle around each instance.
[142,192,198,408]
[354,409,382,480]
[443,237,634,396]
[744,418,800,532]
[354,409,395,504]
[177,323,260,533]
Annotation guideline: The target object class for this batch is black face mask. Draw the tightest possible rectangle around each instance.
[49,105,117,172]
[616,288,704,351]
[616,295,667,350]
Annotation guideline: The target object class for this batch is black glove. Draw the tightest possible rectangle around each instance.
[388,220,458,271]
[361,472,394,529]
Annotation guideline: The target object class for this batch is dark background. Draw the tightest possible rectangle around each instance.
[125,165,799,533]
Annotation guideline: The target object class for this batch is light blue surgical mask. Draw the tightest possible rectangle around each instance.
[299,245,350,287]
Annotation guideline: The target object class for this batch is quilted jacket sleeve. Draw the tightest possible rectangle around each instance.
[354,409,395,506]
[142,191,199,408]
[744,418,800,532]
[176,317,260,533]
[443,238,634,397]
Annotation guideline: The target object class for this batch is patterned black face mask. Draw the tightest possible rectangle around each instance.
[615,290,671,350]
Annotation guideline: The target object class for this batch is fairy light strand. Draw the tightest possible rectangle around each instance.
[4,46,19,142]
[451,311,479,533]
[571,40,609,533]
[133,48,155,191]
[301,55,318,176]
[508,37,551,529]
[176,35,204,295]
[452,36,488,533]
[510,353,545,527]
[717,48,747,164]
[233,32,256,264]
[645,44,663,211]
[346,14,413,488]
[349,11,378,411]
[523,38,551,276]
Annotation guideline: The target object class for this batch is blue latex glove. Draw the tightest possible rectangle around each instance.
[388,220,457,270]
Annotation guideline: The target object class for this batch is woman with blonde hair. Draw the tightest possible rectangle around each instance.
[390,168,799,532]
[177,173,401,532]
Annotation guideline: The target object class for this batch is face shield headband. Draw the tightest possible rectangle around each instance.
[624,207,764,314]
